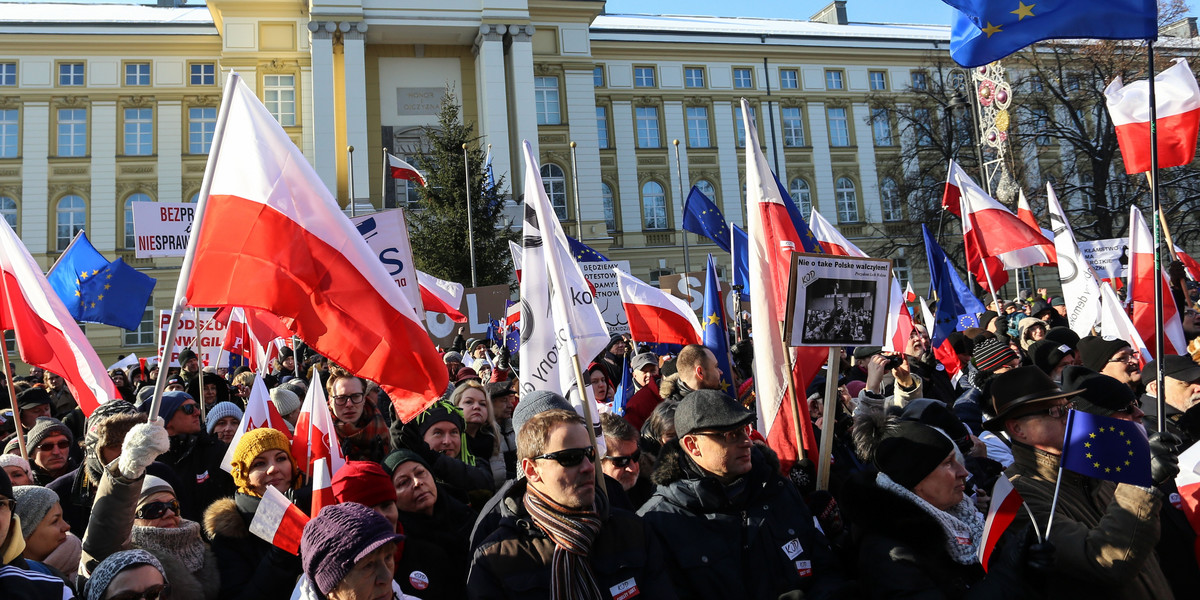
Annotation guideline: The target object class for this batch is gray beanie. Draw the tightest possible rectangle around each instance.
[85,549,167,600]
[205,401,244,433]
[442,351,463,365]
[12,484,58,538]
[138,474,175,508]
[26,417,73,452]
[512,390,572,438]
[270,387,302,417]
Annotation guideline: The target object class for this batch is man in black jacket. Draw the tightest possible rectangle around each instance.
[140,390,234,521]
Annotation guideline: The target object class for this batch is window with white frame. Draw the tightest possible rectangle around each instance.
[869,71,887,91]
[1017,268,1033,291]
[779,69,799,89]
[124,308,156,346]
[57,108,87,157]
[790,178,813,217]
[1029,76,1044,92]
[262,74,296,126]
[827,107,849,147]
[894,258,911,289]
[687,106,710,148]
[642,182,667,230]
[124,193,151,248]
[825,70,844,90]
[636,106,660,148]
[836,178,859,223]
[56,194,86,250]
[596,106,609,149]
[695,179,717,204]
[735,106,757,147]
[911,71,928,90]
[0,109,17,158]
[602,183,617,232]
[59,63,84,86]
[190,63,215,86]
[540,163,568,220]
[872,108,893,146]
[685,67,705,88]
[0,196,16,229]
[634,66,656,88]
[534,77,561,125]
[881,178,903,221]
[123,108,153,156]
[782,107,805,147]
[0,63,14,87]
[125,63,150,86]
[188,107,216,154]
[733,68,754,89]
[914,108,933,146]
[593,66,605,88]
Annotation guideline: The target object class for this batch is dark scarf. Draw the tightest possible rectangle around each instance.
[522,483,603,600]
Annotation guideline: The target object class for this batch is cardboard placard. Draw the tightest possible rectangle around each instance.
[784,253,892,347]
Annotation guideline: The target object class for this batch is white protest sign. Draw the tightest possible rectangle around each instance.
[579,260,632,335]
[158,308,227,367]
[1077,238,1129,281]
[350,209,423,313]
[132,202,194,258]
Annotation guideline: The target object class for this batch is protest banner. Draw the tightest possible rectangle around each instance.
[1078,238,1130,281]
[424,284,511,349]
[784,253,892,347]
[579,260,632,335]
[132,202,194,258]
[350,209,422,313]
[158,308,226,367]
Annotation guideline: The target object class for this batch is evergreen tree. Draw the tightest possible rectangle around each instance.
[408,91,515,287]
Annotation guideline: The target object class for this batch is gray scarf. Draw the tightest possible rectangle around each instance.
[876,472,985,565]
[131,519,207,573]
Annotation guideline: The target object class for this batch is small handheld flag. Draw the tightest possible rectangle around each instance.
[1060,409,1152,487]
[249,485,310,555]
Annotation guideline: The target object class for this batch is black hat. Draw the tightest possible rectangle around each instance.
[873,420,955,490]
[1143,354,1200,385]
[1044,327,1080,351]
[852,346,883,361]
[17,387,51,410]
[1060,366,1133,417]
[178,348,198,364]
[1029,339,1075,376]
[900,398,970,443]
[979,310,999,329]
[984,366,1083,432]
[279,346,294,360]
[1076,336,1132,373]
[675,389,755,436]
[415,402,465,438]
[1030,300,1053,318]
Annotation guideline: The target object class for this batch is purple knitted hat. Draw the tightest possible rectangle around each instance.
[300,502,404,595]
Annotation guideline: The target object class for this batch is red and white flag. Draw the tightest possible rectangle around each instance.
[919,297,935,334]
[1127,207,1187,357]
[952,163,1055,273]
[1174,440,1200,567]
[978,476,1024,571]
[1106,58,1200,174]
[222,372,292,473]
[310,457,335,518]
[904,282,916,304]
[505,299,521,327]
[416,270,467,323]
[0,219,116,416]
[291,370,346,478]
[183,73,448,423]
[508,240,523,283]
[1099,282,1152,366]
[808,209,867,257]
[1175,245,1200,282]
[1015,190,1057,265]
[215,306,292,371]
[942,161,1009,292]
[613,269,702,346]
[386,152,427,186]
[883,276,914,354]
[249,485,309,555]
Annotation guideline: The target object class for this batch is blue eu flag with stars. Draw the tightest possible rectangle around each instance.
[921,225,983,346]
[682,186,731,253]
[1060,409,1152,487]
[702,254,734,395]
[566,235,609,262]
[47,231,156,330]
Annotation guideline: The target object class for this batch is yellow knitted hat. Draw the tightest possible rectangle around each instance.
[231,428,297,497]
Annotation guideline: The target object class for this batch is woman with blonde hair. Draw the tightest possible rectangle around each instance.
[450,381,506,486]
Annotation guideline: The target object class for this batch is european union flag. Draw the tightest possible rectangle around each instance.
[566,235,609,262]
[682,186,731,253]
[1060,409,1152,487]
[731,223,750,301]
[47,231,156,330]
[612,353,633,416]
[945,0,1157,68]
[921,225,984,346]
[47,231,108,315]
[702,254,735,396]
[773,172,824,254]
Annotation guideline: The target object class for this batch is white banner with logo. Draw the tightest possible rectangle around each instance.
[350,209,423,314]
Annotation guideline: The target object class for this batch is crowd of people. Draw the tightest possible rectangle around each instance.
[0,285,1197,599]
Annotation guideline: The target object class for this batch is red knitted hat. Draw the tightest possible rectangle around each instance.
[332,461,397,508]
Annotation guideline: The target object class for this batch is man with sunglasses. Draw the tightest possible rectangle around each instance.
[989,366,1175,599]
[639,390,848,600]
[600,413,653,509]
[25,417,77,485]
[468,409,675,599]
[141,390,234,523]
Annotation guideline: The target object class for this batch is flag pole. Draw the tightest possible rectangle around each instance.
[347,146,358,217]
[463,143,478,288]
[47,230,85,275]
[0,343,29,461]
[148,69,240,424]
[673,139,691,273]
[382,147,388,209]
[1148,42,1167,433]
[195,309,205,422]
[817,345,840,490]
[778,322,807,472]
[570,141,583,241]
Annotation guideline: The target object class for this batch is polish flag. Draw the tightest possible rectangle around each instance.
[1175,245,1200,282]
[505,299,520,327]
[1106,58,1200,174]
[1099,282,1152,366]
[1127,207,1187,357]
[1015,190,1057,266]
[249,485,310,555]
[184,74,448,423]
[291,370,346,478]
[808,209,867,257]
[978,476,1024,571]
[883,276,914,354]
[0,218,116,416]
[416,270,467,323]
[310,457,335,518]
[919,297,935,334]
[386,152,427,186]
[1173,441,1200,568]
[953,163,1056,273]
[222,372,292,473]
[509,240,523,283]
[614,269,702,346]
[943,161,1009,292]
[216,306,292,370]
[904,282,916,304]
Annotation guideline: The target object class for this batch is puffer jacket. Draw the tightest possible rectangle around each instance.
[202,494,303,600]
[1005,442,1173,600]
[637,443,850,600]
[467,478,676,600]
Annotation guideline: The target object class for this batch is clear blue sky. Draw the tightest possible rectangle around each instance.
[604,0,954,24]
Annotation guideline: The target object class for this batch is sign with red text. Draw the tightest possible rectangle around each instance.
[158,308,227,367]
[132,201,194,258]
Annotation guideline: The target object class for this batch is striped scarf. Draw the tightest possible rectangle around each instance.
[523,483,604,600]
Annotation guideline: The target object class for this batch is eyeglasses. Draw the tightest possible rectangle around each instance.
[1109,352,1140,364]
[178,403,199,416]
[532,446,596,467]
[136,499,180,520]
[602,449,642,468]
[1018,403,1072,420]
[108,584,171,600]
[332,392,365,406]
[0,497,12,512]
[1117,397,1144,415]
[691,424,752,444]
[37,439,71,453]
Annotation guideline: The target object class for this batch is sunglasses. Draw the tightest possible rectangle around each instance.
[136,499,180,520]
[602,449,642,468]
[108,584,171,600]
[37,439,71,453]
[532,446,596,467]
[1117,397,1144,415]
[178,403,199,416]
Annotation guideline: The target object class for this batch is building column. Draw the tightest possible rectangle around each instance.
[505,24,537,194]
[341,21,371,211]
[852,102,880,223]
[611,100,640,234]
[90,101,117,251]
[806,101,836,221]
[21,102,49,254]
[564,67,602,234]
[307,21,337,197]
[474,24,511,196]
[157,101,182,203]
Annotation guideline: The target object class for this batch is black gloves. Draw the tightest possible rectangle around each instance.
[1149,431,1183,487]
[497,345,511,371]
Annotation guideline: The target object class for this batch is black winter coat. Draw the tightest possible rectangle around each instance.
[160,433,235,522]
[394,485,477,600]
[202,493,303,600]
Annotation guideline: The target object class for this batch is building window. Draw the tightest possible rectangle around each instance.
[1029,76,1044,92]
[685,67,705,88]
[825,70,844,90]
[0,63,15,86]
[634,66,656,88]
[735,106,756,148]
[0,196,16,229]
[894,257,910,289]
[125,63,150,86]
[593,66,605,88]
[59,62,84,86]
[540,163,568,220]
[695,179,718,207]
[57,108,87,157]
[827,107,850,147]
[190,62,215,86]
[636,106,660,148]
[686,106,710,148]
[602,183,617,232]
[914,108,933,146]
[188,107,216,154]
[642,182,667,230]
[56,194,86,250]
[262,74,296,126]
[836,177,859,223]
[596,106,609,149]
[123,108,153,156]
[123,193,151,249]
[872,108,893,146]
[881,178,903,221]
[0,109,17,158]
[782,107,805,147]
[790,178,813,217]
[1017,267,1033,291]
[911,71,928,90]
[124,309,156,346]
[734,68,754,89]
[534,76,561,125]
[1031,108,1051,146]
[869,71,887,91]
[779,69,799,89]
[949,71,967,91]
